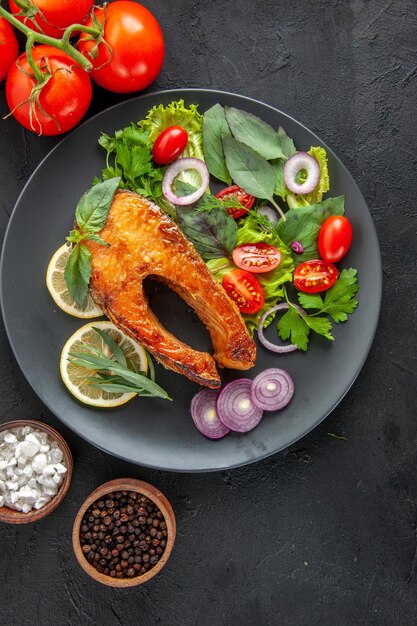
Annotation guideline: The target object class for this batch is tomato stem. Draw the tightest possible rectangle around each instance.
[0,5,98,74]
[25,34,43,82]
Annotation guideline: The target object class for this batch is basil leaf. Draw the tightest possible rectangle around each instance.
[271,158,287,200]
[222,136,276,200]
[277,127,297,158]
[176,205,237,260]
[75,177,120,232]
[276,196,345,262]
[225,107,287,160]
[64,243,91,306]
[203,104,232,184]
[83,233,110,246]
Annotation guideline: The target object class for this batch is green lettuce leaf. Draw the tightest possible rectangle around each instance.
[286,146,330,208]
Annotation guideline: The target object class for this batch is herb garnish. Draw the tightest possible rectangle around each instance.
[202,103,232,185]
[225,107,289,160]
[65,177,120,306]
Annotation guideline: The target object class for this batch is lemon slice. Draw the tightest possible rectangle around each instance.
[60,321,148,408]
[46,243,103,319]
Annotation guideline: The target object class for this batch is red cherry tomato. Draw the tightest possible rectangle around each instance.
[318,216,353,263]
[294,260,338,293]
[9,0,93,39]
[78,1,164,94]
[152,126,188,165]
[6,45,92,135]
[0,17,19,82]
[215,185,255,219]
[222,269,265,314]
[232,243,281,274]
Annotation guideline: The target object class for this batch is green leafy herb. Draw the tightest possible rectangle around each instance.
[176,204,238,260]
[65,178,120,306]
[271,158,287,200]
[277,196,345,262]
[327,433,348,441]
[174,179,244,214]
[277,300,334,352]
[202,104,232,184]
[298,268,359,323]
[276,127,297,159]
[225,106,288,160]
[68,328,170,400]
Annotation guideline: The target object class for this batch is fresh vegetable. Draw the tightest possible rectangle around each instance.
[298,268,359,323]
[190,389,230,439]
[65,178,120,305]
[257,303,299,353]
[283,152,320,195]
[291,241,304,255]
[251,368,294,411]
[152,126,188,165]
[6,45,92,135]
[294,260,338,294]
[78,1,164,93]
[222,269,265,314]
[162,158,209,205]
[277,297,333,352]
[202,103,232,184]
[225,106,290,160]
[286,146,330,208]
[9,0,93,39]
[232,243,281,274]
[216,379,263,433]
[215,185,255,219]
[0,17,19,81]
[318,216,353,263]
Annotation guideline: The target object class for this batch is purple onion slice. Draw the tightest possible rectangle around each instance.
[283,152,320,195]
[216,379,263,433]
[258,303,305,353]
[251,368,294,411]
[190,389,230,439]
[162,157,209,205]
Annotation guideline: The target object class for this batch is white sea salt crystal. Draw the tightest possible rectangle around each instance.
[20,427,31,436]
[21,503,32,513]
[4,433,17,444]
[0,461,8,470]
[32,453,47,473]
[52,473,62,484]
[34,496,50,509]
[5,480,18,490]
[43,465,56,477]
[0,495,4,506]
[49,448,63,463]
[40,444,49,453]
[54,463,67,475]
[19,439,39,458]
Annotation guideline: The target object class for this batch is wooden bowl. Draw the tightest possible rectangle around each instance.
[0,419,73,524]
[72,478,176,587]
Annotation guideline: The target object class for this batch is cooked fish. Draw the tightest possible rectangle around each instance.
[85,190,256,388]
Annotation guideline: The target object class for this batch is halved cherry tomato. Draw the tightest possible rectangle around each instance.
[232,243,281,274]
[318,216,353,263]
[294,260,338,293]
[215,185,255,219]
[222,269,265,314]
[152,126,188,165]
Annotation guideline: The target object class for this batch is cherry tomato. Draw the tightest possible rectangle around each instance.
[0,18,19,82]
[9,0,93,39]
[6,45,92,135]
[152,126,188,165]
[232,243,281,274]
[222,269,265,314]
[318,216,353,263]
[294,260,338,293]
[215,185,255,219]
[78,1,164,94]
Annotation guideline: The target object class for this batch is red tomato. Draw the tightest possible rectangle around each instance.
[0,18,19,82]
[152,126,188,165]
[222,269,265,314]
[6,45,92,135]
[294,260,338,293]
[318,216,353,263]
[78,1,164,94]
[9,0,93,39]
[232,243,281,274]
[215,185,255,219]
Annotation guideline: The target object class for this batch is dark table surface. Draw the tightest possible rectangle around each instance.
[1,1,416,624]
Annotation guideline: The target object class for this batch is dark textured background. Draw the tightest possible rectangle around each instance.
[0,1,416,624]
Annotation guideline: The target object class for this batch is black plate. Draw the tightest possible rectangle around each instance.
[0,89,381,472]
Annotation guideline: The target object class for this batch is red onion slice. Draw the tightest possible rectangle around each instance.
[216,379,263,433]
[251,368,294,411]
[258,303,305,353]
[162,157,209,205]
[190,389,230,439]
[284,152,320,195]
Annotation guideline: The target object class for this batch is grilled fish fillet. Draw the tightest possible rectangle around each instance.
[85,190,256,388]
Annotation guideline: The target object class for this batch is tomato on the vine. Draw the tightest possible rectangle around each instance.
[318,216,353,263]
[78,1,164,94]
[222,269,265,314]
[294,260,338,293]
[6,45,92,135]
[9,0,93,39]
[0,17,19,82]
[152,126,188,165]
[215,185,255,219]
[232,243,281,274]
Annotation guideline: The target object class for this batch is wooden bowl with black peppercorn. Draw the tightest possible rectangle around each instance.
[72,478,176,587]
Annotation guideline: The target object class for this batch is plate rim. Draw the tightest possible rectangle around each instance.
[0,88,382,472]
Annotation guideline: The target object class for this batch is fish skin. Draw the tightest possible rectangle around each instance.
[85,190,256,388]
